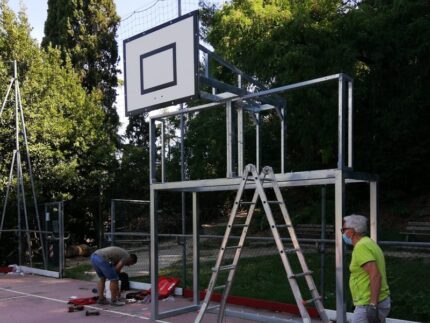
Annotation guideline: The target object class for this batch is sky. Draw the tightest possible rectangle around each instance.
[7,0,156,134]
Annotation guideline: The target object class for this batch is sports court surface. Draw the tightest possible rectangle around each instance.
[0,274,311,322]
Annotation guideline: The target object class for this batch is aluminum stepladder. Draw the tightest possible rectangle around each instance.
[195,164,329,323]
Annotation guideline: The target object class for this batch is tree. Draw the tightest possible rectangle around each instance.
[0,1,117,243]
[201,0,430,206]
[42,0,120,137]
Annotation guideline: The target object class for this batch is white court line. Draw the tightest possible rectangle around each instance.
[0,287,171,323]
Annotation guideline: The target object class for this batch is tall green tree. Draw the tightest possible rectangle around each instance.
[199,0,430,204]
[42,0,120,137]
[0,1,117,242]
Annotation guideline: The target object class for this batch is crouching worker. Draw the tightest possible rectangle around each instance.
[90,246,137,306]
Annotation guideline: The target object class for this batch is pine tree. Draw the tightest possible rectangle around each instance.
[42,0,120,137]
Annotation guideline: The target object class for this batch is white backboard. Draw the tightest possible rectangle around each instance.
[123,11,199,115]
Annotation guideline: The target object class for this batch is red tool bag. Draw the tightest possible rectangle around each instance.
[125,276,180,300]
[157,276,180,299]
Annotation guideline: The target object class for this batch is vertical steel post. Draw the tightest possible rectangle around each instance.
[348,80,353,169]
[237,106,244,176]
[59,202,65,278]
[14,61,23,265]
[149,119,157,183]
[149,117,159,319]
[281,106,285,173]
[204,52,209,78]
[17,156,32,267]
[44,204,48,269]
[110,200,115,246]
[226,101,233,177]
[370,181,378,241]
[150,187,159,319]
[335,171,346,323]
[192,192,200,306]
[320,186,327,300]
[161,121,166,182]
[338,75,345,169]
[255,113,260,172]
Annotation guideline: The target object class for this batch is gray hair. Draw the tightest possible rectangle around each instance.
[343,214,368,234]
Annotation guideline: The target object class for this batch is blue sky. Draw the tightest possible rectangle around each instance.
[7,0,146,43]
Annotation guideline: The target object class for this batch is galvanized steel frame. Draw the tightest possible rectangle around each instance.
[148,73,378,323]
[43,201,65,278]
[0,61,47,269]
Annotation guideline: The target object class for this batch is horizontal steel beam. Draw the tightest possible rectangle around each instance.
[150,73,351,121]
[111,199,150,204]
[151,169,377,192]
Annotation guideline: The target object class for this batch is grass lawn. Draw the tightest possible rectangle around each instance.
[65,251,430,322]
[153,252,430,322]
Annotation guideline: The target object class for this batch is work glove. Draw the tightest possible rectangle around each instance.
[366,304,379,323]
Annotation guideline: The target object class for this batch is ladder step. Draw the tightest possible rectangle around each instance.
[276,224,292,228]
[289,271,313,279]
[302,296,321,305]
[212,264,236,272]
[213,285,226,291]
[224,245,241,250]
[208,305,220,312]
[267,200,283,204]
[240,201,255,205]
[284,248,300,254]
[231,224,248,228]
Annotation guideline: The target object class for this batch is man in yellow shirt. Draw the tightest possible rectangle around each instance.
[342,214,391,323]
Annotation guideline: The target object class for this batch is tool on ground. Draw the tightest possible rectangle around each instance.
[85,309,100,316]
[195,164,329,323]
[67,296,97,306]
[68,304,84,312]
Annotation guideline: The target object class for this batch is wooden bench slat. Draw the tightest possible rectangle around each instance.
[406,227,430,231]
[401,221,430,241]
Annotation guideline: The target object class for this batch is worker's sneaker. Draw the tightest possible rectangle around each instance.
[97,297,110,305]
[110,299,126,306]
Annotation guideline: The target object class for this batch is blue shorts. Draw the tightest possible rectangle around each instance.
[90,253,119,280]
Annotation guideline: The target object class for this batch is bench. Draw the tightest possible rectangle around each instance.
[294,224,334,239]
[400,221,430,241]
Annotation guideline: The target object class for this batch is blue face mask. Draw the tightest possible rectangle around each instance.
[342,233,353,245]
